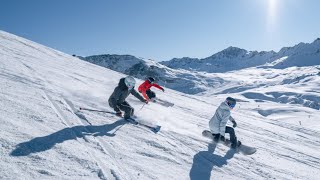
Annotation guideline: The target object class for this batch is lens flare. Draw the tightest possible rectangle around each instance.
[267,0,277,31]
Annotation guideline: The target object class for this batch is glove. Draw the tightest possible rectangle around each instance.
[213,134,220,143]
[220,135,225,142]
[161,88,165,92]
[145,99,148,104]
[232,121,237,128]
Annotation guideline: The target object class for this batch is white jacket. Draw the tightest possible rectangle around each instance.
[209,101,235,136]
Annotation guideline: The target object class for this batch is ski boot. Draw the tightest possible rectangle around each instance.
[150,98,157,103]
[124,109,134,120]
[115,111,123,117]
[231,141,241,149]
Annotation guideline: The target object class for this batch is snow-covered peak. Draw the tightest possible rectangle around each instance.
[212,46,247,58]
[267,39,320,68]
[278,38,320,55]
[313,37,320,44]
[84,54,144,72]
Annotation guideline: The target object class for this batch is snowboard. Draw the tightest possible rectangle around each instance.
[202,130,256,155]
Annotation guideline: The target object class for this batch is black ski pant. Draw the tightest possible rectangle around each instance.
[146,89,156,99]
[109,100,134,119]
[225,126,237,146]
[212,126,237,146]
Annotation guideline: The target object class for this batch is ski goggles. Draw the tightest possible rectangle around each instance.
[226,100,236,108]
[229,103,235,109]
[128,85,134,90]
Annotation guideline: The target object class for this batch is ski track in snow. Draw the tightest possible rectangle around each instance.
[23,57,145,180]
[43,93,114,180]
[1,31,320,180]
[19,58,118,180]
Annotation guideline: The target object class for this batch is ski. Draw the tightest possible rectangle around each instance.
[152,98,174,107]
[79,107,116,114]
[125,118,161,133]
[124,118,138,125]
[79,107,161,133]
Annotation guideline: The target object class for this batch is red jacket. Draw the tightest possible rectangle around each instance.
[138,80,164,100]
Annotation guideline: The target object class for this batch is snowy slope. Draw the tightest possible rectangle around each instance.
[198,66,320,110]
[1,30,320,180]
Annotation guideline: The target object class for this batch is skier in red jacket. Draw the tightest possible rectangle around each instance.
[138,77,164,102]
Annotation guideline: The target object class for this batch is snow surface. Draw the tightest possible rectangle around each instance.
[1,30,320,180]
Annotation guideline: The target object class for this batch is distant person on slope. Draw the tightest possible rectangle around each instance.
[138,77,164,102]
[209,97,241,149]
[108,76,147,119]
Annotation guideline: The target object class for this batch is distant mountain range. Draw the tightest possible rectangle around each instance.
[161,38,320,72]
[81,55,207,94]
[80,38,320,94]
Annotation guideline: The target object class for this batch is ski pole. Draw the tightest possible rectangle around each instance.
[140,103,146,111]
[134,102,146,117]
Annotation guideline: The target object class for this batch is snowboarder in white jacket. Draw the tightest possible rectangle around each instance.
[209,97,240,149]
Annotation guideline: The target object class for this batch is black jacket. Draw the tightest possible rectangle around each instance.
[108,78,145,109]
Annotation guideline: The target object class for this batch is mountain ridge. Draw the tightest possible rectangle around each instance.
[161,38,320,72]
[81,38,320,95]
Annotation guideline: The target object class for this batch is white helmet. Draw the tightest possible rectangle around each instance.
[124,76,136,90]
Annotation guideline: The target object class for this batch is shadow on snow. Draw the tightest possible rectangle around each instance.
[10,119,126,156]
[189,143,236,180]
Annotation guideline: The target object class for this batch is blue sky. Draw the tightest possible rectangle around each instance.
[1,0,320,61]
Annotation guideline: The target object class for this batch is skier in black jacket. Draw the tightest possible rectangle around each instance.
[108,76,147,119]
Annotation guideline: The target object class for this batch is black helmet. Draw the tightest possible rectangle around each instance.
[226,97,236,108]
[148,77,155,83]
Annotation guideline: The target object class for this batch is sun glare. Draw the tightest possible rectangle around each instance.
[267,0,277,31]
